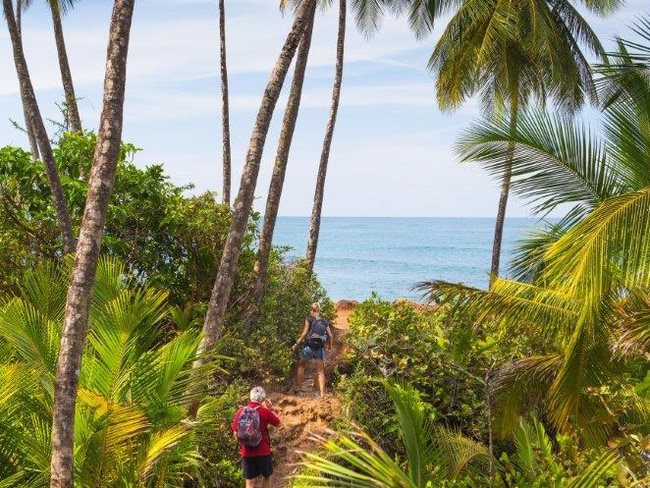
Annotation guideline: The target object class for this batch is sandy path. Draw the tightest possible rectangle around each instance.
[261,300,355,488]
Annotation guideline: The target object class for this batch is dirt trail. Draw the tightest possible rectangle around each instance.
[263,301,355,488]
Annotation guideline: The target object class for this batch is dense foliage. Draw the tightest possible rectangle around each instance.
[0,132,332,487]
[1,132,240,306]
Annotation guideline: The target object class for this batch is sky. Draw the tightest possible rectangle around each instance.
[0,0,647,217]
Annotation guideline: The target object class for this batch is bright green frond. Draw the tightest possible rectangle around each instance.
[0,298,61,374]
[297,429,418,487]
[431,426,492,479]
[566,449,620,488]
[137,424,192,483]
[544,187,650,296]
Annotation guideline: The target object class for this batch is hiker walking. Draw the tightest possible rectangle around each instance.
[291,302,333,397]
[231,386,281,488]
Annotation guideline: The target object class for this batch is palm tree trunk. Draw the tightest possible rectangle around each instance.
[241,1,317,326]
[188,0,317,416]
[489,101,519,287]
[14,0,40,160]
[219,0,231,205]
[3,0,76,253]
[306,0,346,273]
[49,2,135,486]
[50,0,82,133]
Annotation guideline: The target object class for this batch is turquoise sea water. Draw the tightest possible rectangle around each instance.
[273,217,547,302]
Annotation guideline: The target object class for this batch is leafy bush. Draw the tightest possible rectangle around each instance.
[339,295,489,447]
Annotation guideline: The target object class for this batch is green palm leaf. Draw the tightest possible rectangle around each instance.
[456,109,619,218]
[415,278,578,345]
[87,287,168,400]
[543,187,650,296]
[137,424,195,484]
[0,298,61,374]
[566,449,619,488]
[298,430,418,488]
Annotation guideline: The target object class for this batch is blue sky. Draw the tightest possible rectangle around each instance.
[0,0,647,217]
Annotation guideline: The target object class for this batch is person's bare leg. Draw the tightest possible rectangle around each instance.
[295,358,307,392]
[261,475,272,488]
[245,477,256,488]
[316,360,326,397]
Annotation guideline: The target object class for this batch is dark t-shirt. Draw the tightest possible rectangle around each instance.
[231,401,281,457]
[306,316,330,339]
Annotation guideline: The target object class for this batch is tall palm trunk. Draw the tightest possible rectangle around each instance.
[489,98,519,286]
[242,1,317,326]
[14,0,40,159]
[219,0,231,205]
[49,0,82,133]
[188,0,317,416]
[306,0,346,273]
[3,0,75,253]
[49,1,135,486]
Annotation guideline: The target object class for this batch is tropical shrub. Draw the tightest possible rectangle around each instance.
[0,257,219,487]
[338,295,492,453]
[0,132,240,307]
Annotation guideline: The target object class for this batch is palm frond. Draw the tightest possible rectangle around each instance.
[297,429,417,488]
[18,260,67,322]
[431,426,492,480]
[566,449,620,488]
[492,355,562,436]
[415,278,578,345]
[137,424,193,483]
[543,187,650,296]
[86,285,168,399]
[456,109,619,218]
[384,381,436,485]
[0,298,61,374]
[508,220,567,283]
[130,331,218,415]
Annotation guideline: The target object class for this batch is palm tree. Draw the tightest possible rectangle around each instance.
[3,0,76,253]
[411,18,650,483]
[0,258,217,487]
[189,0,318,415]
[454,30,650,282]
[21,0,83,133]
[241,0,317,326]
[399,0,619,284]
[49,1,136,486]
[218,0,232,205]
[305,0,346,273]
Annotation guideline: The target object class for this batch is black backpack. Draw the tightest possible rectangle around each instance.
[306,317,329,349]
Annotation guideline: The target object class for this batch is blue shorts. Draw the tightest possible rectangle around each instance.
[301,345,325,361]
[243,454,274,479]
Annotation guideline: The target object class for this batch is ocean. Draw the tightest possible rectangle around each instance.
[272,217,547,303]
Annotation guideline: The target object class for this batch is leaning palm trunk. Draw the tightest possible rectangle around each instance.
[189,0,317,416]
[49,2,135,486]
[306,0,346,273]
[22,107,40,160]
[14,0,40,159]
[219,0,231,205]
[3,0,76,253]
[50,0,82,133]
[241,1,317,327]
[489,102,519,286]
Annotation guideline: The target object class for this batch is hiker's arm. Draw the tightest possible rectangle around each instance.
[292,320,310,350]
[264,400,281,426]
[327,326,334,350]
